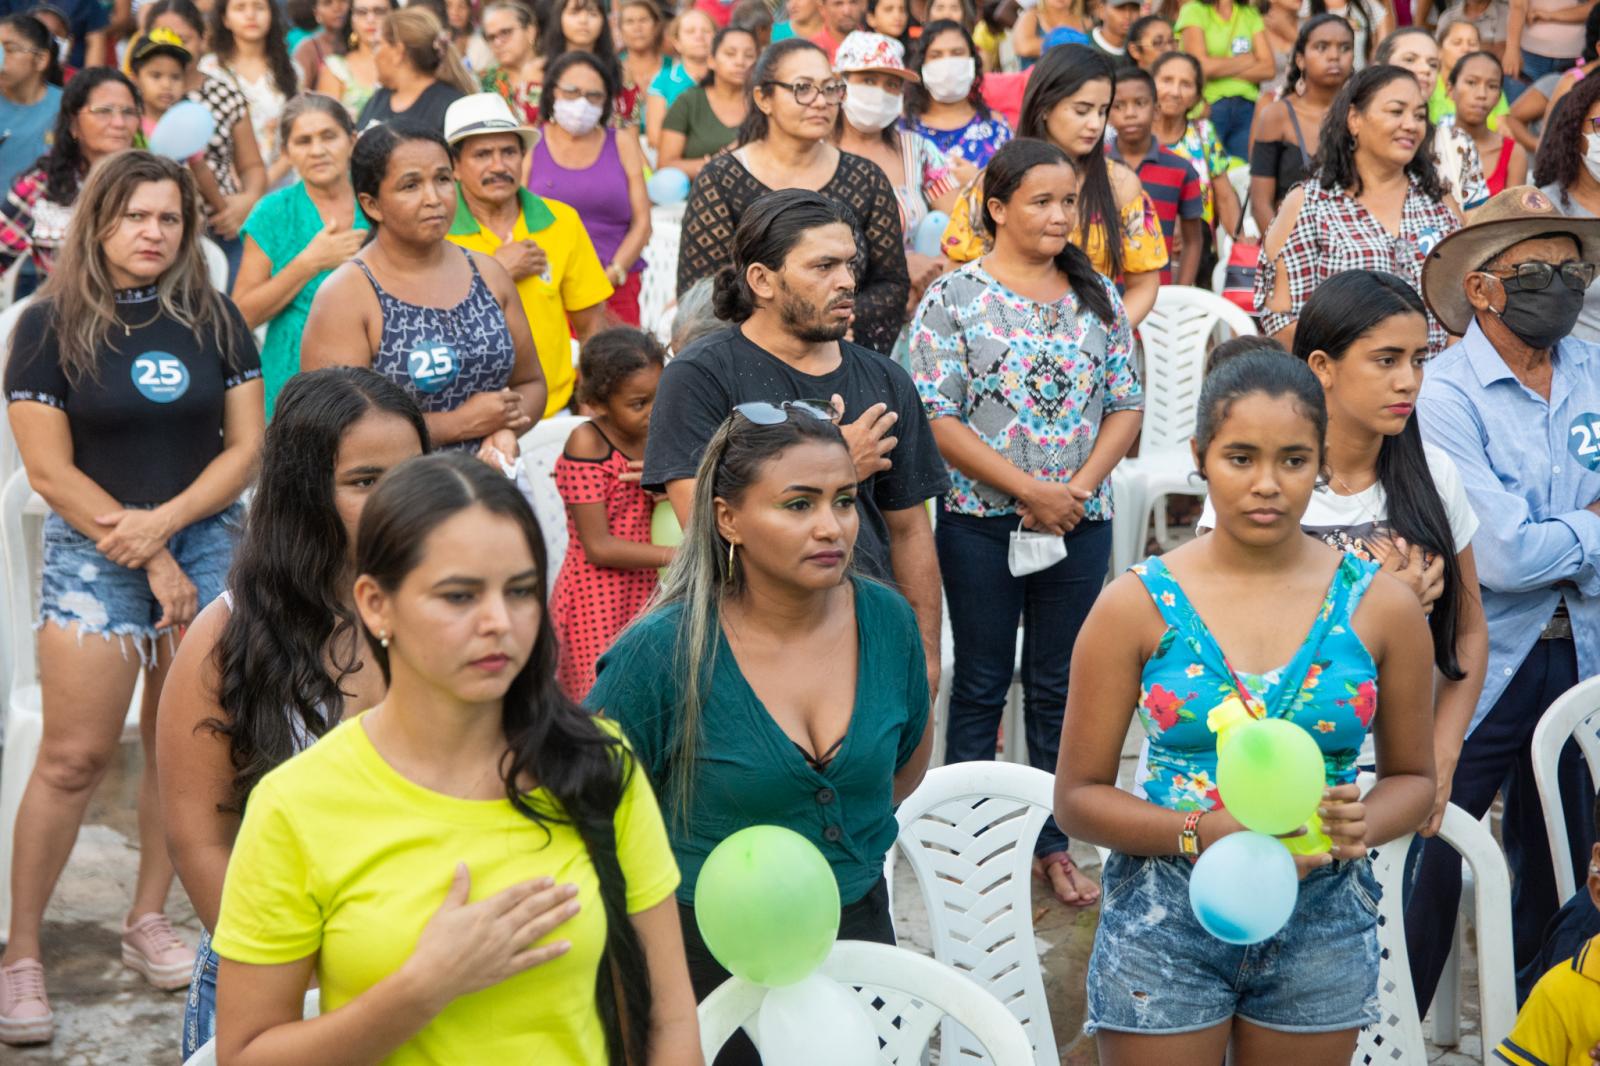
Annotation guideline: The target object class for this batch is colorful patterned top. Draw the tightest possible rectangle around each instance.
[1255,176,1459,352]
[0,166,72,276]
[901,110,1013,168]
[909,260,1142,519]
[941,156,1170,280]
[1164,118,1229,226]
[1131,553,1380,813]
[893,131,957,255]
[188,74,251,197]
[480,65,540,124]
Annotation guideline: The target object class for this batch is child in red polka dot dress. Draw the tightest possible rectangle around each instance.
[552,329,676,700]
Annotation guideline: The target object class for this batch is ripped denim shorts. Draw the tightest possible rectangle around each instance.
[1084,851,1382,1036]
[38,504,242,663]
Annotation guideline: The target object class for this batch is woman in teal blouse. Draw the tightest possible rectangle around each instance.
[588,405,932,1066]
[232,93,370,418]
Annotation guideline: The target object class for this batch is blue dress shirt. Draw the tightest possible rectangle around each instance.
[1419,319,1600,734]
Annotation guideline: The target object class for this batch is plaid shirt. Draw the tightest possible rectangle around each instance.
[0,167,72,276]
[1255,177,1459,352]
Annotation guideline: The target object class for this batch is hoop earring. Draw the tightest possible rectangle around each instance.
[727,541,737,573]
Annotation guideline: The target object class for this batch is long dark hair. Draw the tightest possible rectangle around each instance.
[356,452,651,1065]
[1308,0,1374,44]
[904,19,991,118]
[738,36,827,145]
[543,0,619,75]
[1284,13,1353,97]
[41,68,141,205]
[210,368,431,809]
[1316,64,1444,201]
[1195,350,1327,469]
[1293,270,1465,678]
[1018,44,1123,278]
[539,50,617,125]
[1,14,62,86]
[337,0,393,51]
[1534,70,1600,199]
[982,138,1114,323]
[211,0,300,98]
[350,122,452,226]
[712,188,857,322]
[701,25,756,89]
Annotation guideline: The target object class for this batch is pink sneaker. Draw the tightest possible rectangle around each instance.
[121,913,194,991]
[0,958,53,1045]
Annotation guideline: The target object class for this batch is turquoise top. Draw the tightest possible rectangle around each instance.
[1130,553,1379,812]
[647,58,698,109]
[241,182,371,419]
[586,576,929,906]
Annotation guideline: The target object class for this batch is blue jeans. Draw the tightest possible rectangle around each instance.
[936,510,1111,857]
[1403,638,1596,1014]
[182,929,219,1059]
[1520,50,1579,83]
[1209,95,1257,161]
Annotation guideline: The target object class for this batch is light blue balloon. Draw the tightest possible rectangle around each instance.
[912,211,949,258]
[647,167,690,206]
[1188,831,1298,945]
[147,101,217,162]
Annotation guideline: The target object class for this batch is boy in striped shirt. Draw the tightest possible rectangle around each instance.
[1107,65,1204,286]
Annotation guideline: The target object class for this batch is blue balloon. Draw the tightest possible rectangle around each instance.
[1188,831,1298,944]
[912,211,949,258]
[147,101,217,162]
[647,167,691,206]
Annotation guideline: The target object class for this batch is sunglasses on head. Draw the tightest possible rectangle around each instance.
[733,400,839,425]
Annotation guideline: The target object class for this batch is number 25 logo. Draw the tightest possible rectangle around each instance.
[1568,418,1600,469]
[407,344,458,394]
[130,354,189,403]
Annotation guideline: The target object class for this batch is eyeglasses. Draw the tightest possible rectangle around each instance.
[484,26,520,43]
[733,399,839,425]
[352,5,388,17]
[0,40,46,57]
[554,84,606,105]
[84,105,142,122]
[763,78,847,105]
[1588,115,1600,134]
[1480,259,1598,293]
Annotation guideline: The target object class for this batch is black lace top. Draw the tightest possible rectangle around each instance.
[675,151,911,356]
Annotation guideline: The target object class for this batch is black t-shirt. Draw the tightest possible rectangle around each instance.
[642,326,949,580]
[356,81,467,135]
[3,290,261,505]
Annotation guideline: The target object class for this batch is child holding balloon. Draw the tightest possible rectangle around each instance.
[1055,350,1436,1065]
[130,31,229,223]
[551,328,673,701]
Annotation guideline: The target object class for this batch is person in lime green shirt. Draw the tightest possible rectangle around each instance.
[1174,0,1274,160]
[209,453,700,1065]
[443,94,613,418]
[1432,17,1509,128]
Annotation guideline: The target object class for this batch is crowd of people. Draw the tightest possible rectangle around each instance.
[0,0,1599,1061]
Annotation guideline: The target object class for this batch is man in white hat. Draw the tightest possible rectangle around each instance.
[444,93,613,417]
[1409,184,1600,1016]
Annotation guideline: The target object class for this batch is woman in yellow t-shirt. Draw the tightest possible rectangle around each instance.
[940,45,1168,327]
[210,452,698,1065]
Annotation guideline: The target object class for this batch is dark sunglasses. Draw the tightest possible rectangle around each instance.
[733,399,838,425]
[1480,259,1598,293]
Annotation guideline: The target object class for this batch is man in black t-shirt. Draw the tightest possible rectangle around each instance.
[644,189,949,691]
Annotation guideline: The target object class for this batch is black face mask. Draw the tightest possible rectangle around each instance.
[1494,276,1587,351]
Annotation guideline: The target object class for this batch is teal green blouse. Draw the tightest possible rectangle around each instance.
[586,576,929,906]
[241,183,371,419]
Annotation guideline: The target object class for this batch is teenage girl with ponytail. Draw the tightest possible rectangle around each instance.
[909,135,1143,908]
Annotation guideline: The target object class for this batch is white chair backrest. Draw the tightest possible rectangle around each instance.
[0,293,37,486]
[201,237,229,293]
[890,762,1058,1065]
[639,202,684,337]
[1138,286,1257,453]
[517,415,587,592]
[2,467,40,694]
[697,940,1035,1064]
[1530,675,1600,904]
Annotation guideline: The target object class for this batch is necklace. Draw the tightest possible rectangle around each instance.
[1327,468,1384,527]
[122,303,162,336]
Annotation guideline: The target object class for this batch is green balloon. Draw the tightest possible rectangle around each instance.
[1216,718,1326,836]
[694,826,841,987]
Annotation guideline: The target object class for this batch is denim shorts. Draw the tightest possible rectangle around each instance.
[38,503,242,664]
[182,929,219,1059]
[1085,851,1382,1036]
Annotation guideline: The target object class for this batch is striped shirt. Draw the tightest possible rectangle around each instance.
[1106,138,1204,285]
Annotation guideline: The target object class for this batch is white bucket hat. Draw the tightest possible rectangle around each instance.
[443,93,538,153]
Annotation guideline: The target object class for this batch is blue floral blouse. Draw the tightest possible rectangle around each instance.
[901,112,1013,168]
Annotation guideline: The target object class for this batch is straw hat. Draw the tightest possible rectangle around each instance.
[1421,185,1600,336]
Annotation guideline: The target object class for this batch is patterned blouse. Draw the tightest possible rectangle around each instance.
[198,55,294,169]
[323,54,377,119]
[1165,118,1229,226]
[1255,176,1459,352]
[1131,553,1380,813]
[941,156,1169,280]
[677,151,911,355]
[1432,120,1489,211]
[0,167,73,275]
[188,74,251,197]
[893,132,956,255]
[480,65,540,124]
[901,110,1013,168]
[909,260,1142,519]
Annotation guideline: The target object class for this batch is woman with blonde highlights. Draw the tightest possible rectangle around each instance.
[355,7,474,133]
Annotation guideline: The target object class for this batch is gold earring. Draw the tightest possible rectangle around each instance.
[727,541,737,572]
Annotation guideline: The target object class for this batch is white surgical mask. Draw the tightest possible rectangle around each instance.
[922,56,976,104]
[1585,132,1600,185]
[552,97,602,136]
[843,82,902,132]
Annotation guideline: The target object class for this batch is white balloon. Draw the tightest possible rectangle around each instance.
[756,975,878,1066]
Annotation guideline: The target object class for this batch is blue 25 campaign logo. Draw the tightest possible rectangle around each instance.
[1571,415,1600,471]
[131,353,190,403]
[407,343,459,394]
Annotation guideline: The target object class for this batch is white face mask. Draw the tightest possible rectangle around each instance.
[1585,132,1600,185]
[922,56,976,104]
[552,97,602,135]
[843,82,902,132]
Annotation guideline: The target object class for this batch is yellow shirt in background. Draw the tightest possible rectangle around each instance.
[1494,932,1600,1066]
[447,188,614,417]
[212,713,679,1066]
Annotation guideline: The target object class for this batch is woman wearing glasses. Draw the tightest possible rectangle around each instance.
[590,403,932,1066]
[0,15,64,192]
[1535,69,1600,343]
[528,51,651,326]
[676,38,911,356]
[478,0,543,123]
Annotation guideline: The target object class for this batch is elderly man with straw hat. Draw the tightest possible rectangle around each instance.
[1407,184,1600,1015]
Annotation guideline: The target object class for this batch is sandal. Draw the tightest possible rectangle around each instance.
[1034,852,1101,908]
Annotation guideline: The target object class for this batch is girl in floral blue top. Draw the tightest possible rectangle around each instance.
[902,21,1013,167]
[1055,350,1436,1064]
[910,137,1142,907]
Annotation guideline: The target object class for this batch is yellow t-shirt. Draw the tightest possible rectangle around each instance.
[1494,933,1600,1066]
[446,188,614,418]
[211,713,679,1066]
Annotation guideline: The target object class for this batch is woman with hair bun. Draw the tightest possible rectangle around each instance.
[355,6,473,133]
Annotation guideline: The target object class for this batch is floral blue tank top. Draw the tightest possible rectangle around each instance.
[1131,553,1380,812]
[354,248,515,452]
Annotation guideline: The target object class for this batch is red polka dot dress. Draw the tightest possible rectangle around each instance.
[551,433,659,701]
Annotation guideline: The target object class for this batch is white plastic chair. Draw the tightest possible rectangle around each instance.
[517,414,588,595]
[183,989,321,1064]
[888,762,1058,1065]
[0,293,37,488]
[697,940,1034,1064]
[638,202,684,338]
[1109,286,1256,575]
[201,236,229,293]
[1530,675,1600,906]
[0,467,45,942]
